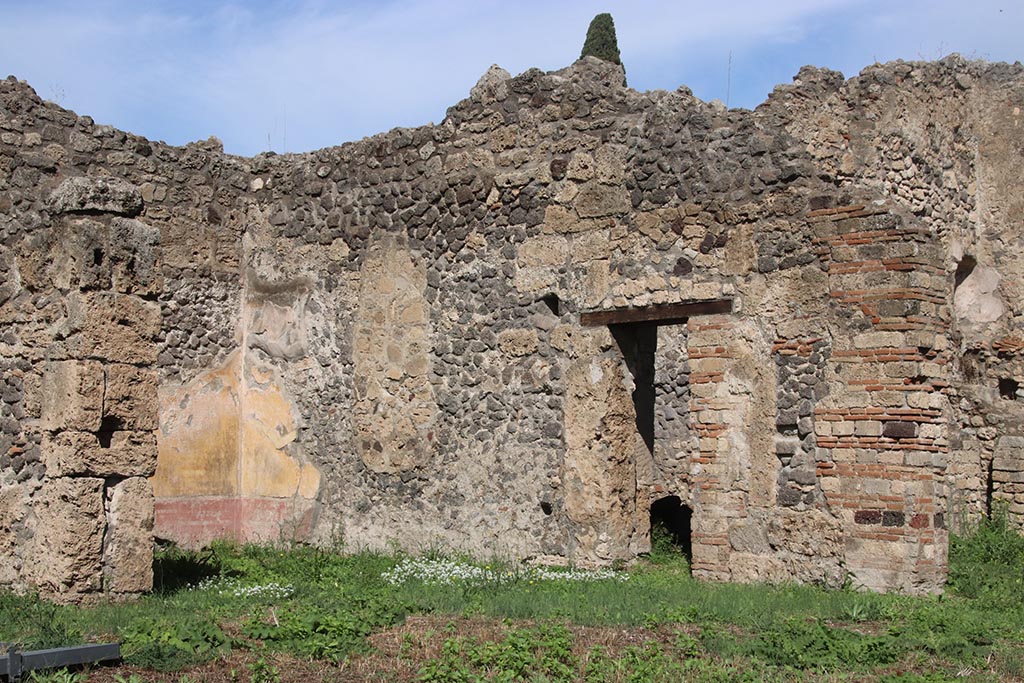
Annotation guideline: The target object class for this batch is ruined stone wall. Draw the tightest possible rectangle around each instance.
[2,55,1023,600]
[767,57,1024,529]
[0,80,253,599]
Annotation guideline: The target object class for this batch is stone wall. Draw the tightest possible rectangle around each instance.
[2,54,1023,600]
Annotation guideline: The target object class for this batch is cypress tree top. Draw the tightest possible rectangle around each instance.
[580,13,621,65]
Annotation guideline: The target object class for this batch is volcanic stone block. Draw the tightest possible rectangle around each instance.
[43,430,157,477]
[883,421,917,439]
[104,364,159,430]
[109,218,162,296]
[516,235,568,267]
[855,510,882,524]
[40,360,104,432]
[65,292,161,364]
[575,181,631,218]
[882,511,906,527]
[48,176,143,216]
[25,477,105,598]
[58,218,111,291]
[993,436,1024,473]
[0,484,29,586]
[103,477,154,594]
[498,328,539,357]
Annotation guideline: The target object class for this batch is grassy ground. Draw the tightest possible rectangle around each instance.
[2,509,1022,683]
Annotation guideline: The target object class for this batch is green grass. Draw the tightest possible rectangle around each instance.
[0,517,1020,682]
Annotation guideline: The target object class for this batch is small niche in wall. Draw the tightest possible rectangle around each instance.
[998,377,1020,400]
[96,415,124,448]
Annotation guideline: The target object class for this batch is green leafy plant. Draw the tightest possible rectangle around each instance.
[247,655,281,683]
[992,640,1024,680]
[242,591,405,662]
[120,615,230,671]
[616,641,686,682]
[416,637,477,683]
[892,604,998,664]
[878,673,958,683]
[113,675,148,683]
[647,518,691,568]
[840,599,879,623]
[750,618,902,670]
[582,645,615,683]
[26,669,88,683]
[152,542,224,593]
[948,500,1024,607]
[0,593,81,650]
[418,624,577,683]
[4,537,1024,680]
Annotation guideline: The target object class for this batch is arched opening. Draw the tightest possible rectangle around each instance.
[649,495,692,563]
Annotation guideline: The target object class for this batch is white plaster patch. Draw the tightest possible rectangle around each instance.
[954,264,1004,325]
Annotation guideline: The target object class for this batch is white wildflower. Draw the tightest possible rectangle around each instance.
[380,557,627,587]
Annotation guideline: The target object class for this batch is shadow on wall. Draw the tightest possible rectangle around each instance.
[610,323,657,455]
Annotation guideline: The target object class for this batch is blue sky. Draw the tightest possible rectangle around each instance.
[1,1,1019,157]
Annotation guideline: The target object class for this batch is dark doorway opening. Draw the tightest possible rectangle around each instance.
[610,323,656,454]
[650,495,692,562]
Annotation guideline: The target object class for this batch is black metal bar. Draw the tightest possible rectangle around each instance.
[3,646,20,683]
[0,646,16,681]
[1,643,119,681]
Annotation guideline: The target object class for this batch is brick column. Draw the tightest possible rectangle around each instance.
[812,205,950,593]
[686,316,743,580]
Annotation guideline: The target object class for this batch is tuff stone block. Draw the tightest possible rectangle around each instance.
[65,292,161,364]
[48,176,143,216]
[103,477,154,594]
[25,477,105,599]
[40,360,104,432]
[43,430,157,477]
[103,364,159,431]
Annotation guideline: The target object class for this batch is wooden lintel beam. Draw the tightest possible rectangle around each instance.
[579,299,733,327]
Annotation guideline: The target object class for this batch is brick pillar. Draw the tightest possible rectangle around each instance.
[812,205,950,594]
[686,315,743,581]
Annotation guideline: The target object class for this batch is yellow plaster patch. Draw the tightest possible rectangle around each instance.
[154,351,321,501]
[154,354,242,498]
